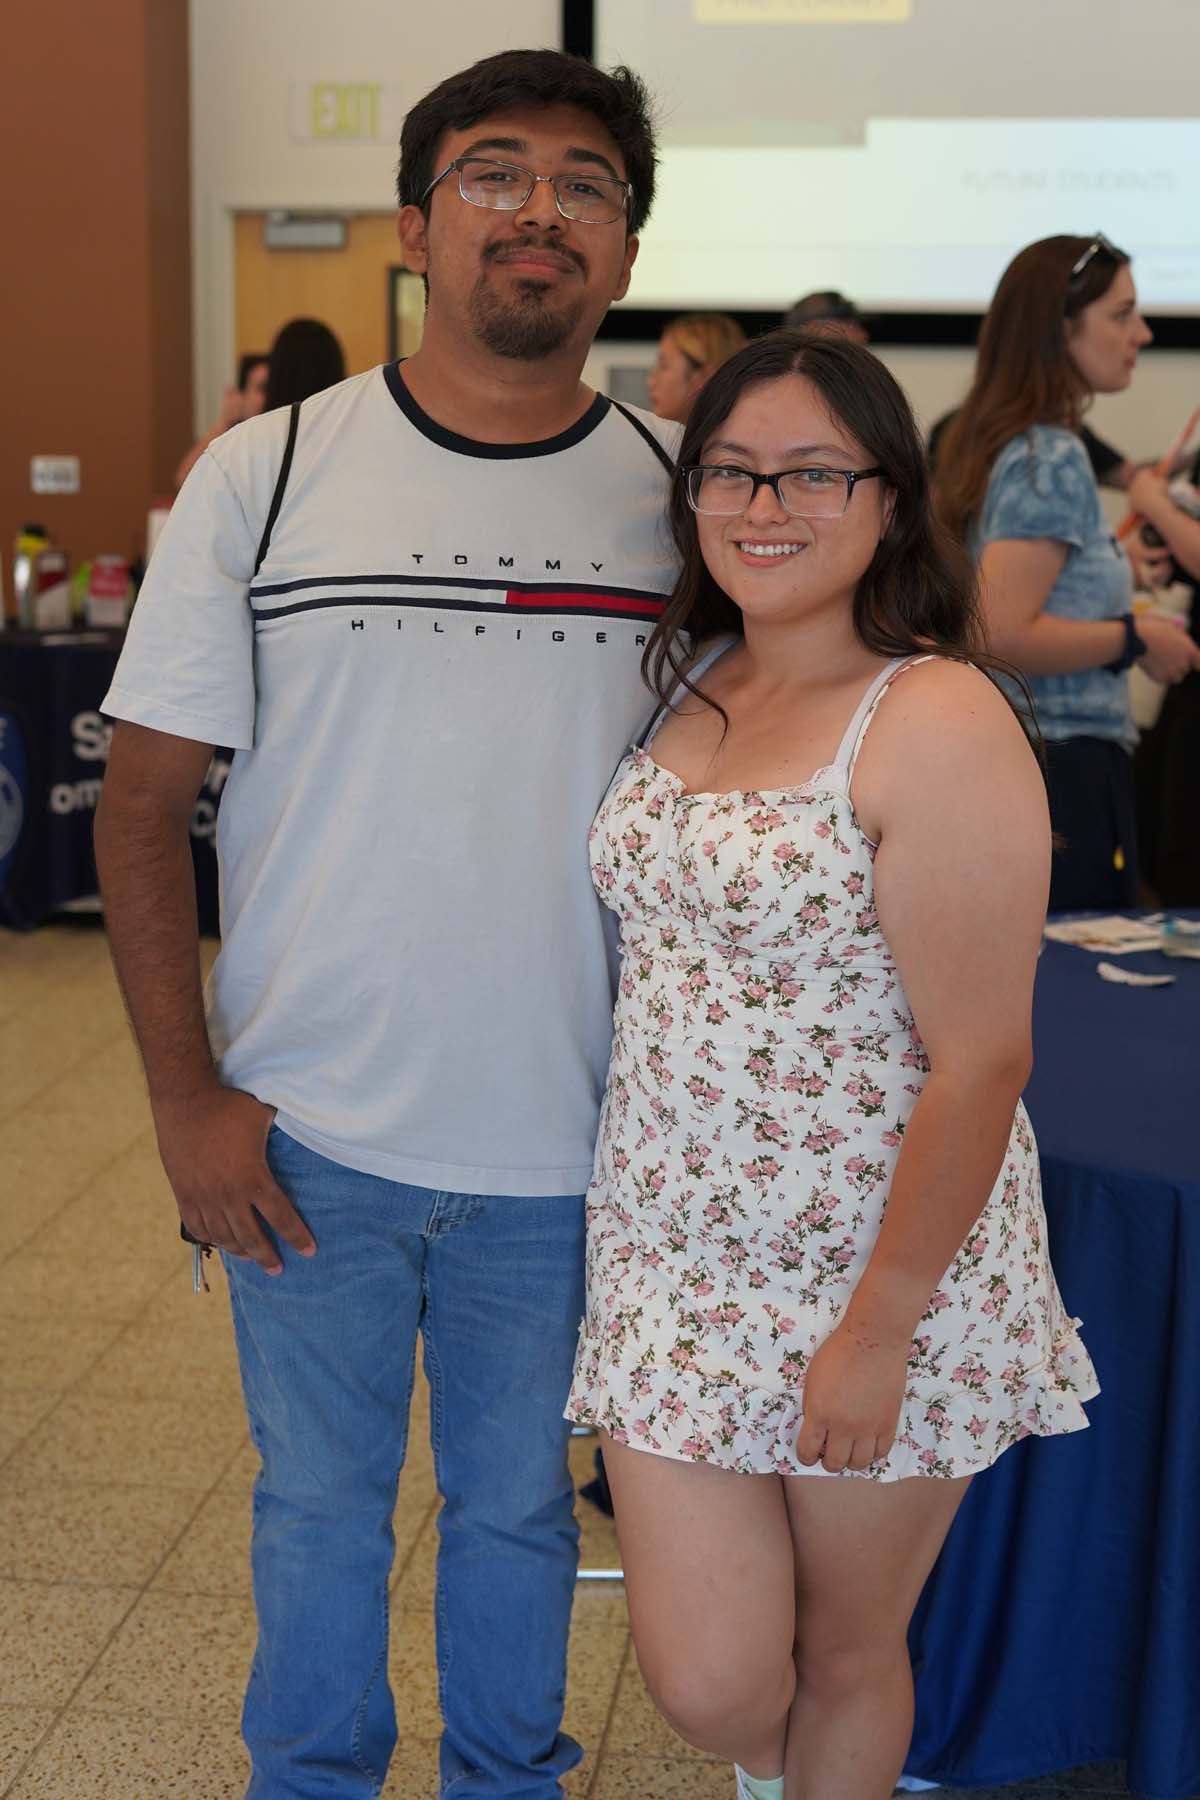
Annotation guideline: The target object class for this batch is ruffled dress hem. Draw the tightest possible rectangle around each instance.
[566,1322,1099,1482]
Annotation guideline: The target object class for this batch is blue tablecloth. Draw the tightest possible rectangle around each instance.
[906,918,1200,1798]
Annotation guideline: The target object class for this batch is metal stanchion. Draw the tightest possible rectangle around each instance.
[572,1425,623,1583]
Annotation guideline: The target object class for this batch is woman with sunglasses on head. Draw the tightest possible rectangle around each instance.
[566,331,1097,1800]
[935,234,1200,911]
[648,312,747,424]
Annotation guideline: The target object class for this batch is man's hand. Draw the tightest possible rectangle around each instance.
[155,1085,316,1275]
[795,1320,909,1474]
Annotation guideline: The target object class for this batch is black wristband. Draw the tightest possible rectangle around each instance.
[1104,613,1147,674]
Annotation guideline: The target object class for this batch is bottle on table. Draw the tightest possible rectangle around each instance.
[8,524,49,629]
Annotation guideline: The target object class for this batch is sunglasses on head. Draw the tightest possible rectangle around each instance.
[1069,232,1126,282]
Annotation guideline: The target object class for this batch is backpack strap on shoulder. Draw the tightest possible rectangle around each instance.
[610,398,676,476]
[252,402,301,579]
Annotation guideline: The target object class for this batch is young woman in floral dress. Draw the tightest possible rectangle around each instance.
[566,333,1098,1800]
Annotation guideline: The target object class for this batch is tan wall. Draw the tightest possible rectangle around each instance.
[0,0,191,580]
[232,214,423,383]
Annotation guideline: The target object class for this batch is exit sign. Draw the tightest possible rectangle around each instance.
[290,83,404,144]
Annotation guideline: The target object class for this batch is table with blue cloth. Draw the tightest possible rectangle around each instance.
[905,918,1200,1799]
[0,630,224,934]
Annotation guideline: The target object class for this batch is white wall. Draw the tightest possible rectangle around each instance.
[189,0,559,424]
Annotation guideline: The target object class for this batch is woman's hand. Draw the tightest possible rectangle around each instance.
[795,1321,909,1473]
[1137,614,1200,685]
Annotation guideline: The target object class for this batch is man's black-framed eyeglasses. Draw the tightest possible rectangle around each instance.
[421,156,632,225]
[1069,231,1126,282]
[683,464,885,519]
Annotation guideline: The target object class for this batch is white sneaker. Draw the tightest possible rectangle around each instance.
[734,1769,785,1800]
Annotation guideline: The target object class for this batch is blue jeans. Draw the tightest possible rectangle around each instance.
[222,1126,586,1799]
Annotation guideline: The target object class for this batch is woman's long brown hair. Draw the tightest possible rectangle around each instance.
[934,234,1128,541]
[644,330,1017,729]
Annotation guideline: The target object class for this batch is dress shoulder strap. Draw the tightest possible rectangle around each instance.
[836,653,942,781]
[638,636,738,749]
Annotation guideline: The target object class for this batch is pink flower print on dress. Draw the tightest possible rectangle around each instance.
[747,807,787,836]
[567,730,1097,1479]
[740,1155,784,1189]
[723,876,761,911]
[801,1123,848,1153]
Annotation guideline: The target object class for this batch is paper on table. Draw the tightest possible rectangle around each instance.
[1097,960,1174,987]
[1043,915,1163,954]
[1163,917,1200,959]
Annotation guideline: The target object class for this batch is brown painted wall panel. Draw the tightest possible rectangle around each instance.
[145,0,194,499]
[0,0,191,586]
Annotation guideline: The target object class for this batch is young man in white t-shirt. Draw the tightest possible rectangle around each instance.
[95,50,678,1800]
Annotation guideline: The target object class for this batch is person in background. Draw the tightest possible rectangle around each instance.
[173,351,269,490]
[1127,461,1200,585]
[935,233,1200,911]
[1128,456,1200,902]
[647,312,746,423]
[929,409,1135,493]
[264,316,346,410]
[783,289,870,344]
[239,350,271,414]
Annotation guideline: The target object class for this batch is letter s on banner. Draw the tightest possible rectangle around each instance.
[71,711,113,763]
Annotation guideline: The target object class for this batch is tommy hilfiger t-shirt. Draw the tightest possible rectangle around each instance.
[103,365,681,1194]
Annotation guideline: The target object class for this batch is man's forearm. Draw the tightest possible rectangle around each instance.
[95,801,218,1113]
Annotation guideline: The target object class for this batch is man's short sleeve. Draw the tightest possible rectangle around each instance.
[101,445,264,748]
[980,429,1095,553]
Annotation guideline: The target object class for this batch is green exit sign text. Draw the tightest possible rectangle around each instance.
[289,83,402,144]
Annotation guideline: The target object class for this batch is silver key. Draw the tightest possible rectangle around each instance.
[191,1242,210,1295]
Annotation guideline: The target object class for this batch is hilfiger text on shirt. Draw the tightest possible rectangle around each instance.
[251,566,671,633]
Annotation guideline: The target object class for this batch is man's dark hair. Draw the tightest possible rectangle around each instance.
[784,291,864,330]
[397,49,657,235]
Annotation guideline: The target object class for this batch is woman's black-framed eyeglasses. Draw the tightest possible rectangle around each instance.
[682,464,885,519]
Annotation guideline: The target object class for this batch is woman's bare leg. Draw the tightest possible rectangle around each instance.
[782,1473,971,1799]
[601,1432,795,1777]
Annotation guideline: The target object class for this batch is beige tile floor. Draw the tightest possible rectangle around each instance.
[0,922,735,1799]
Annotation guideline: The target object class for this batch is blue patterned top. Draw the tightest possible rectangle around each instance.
[976,426,1134,749]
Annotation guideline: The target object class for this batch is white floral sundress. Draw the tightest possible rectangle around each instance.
[566,653,1099,1479]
